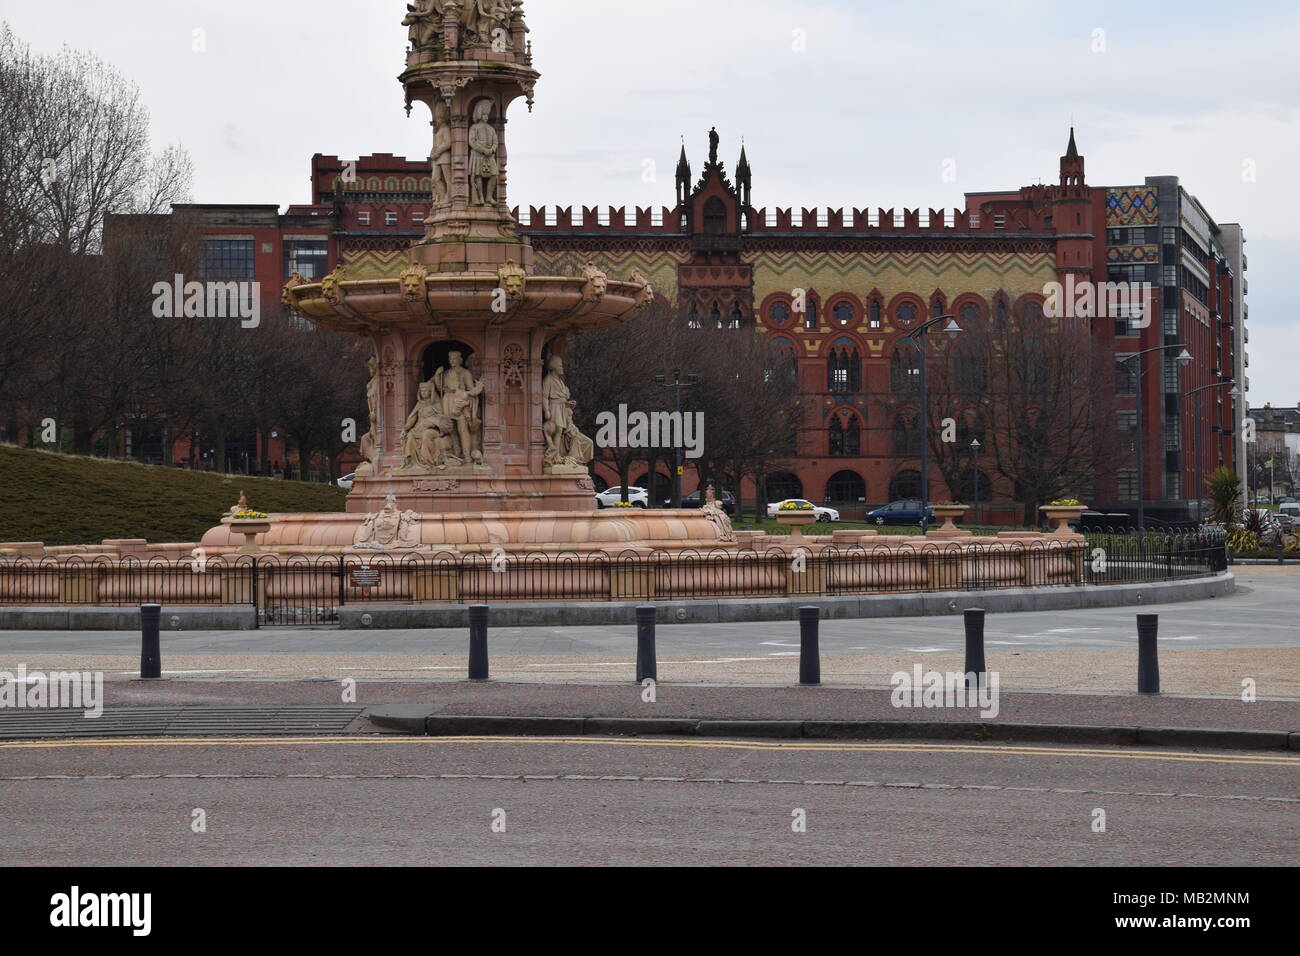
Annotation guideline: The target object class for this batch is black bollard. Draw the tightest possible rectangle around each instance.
[468,604,489,681]
[635,605,657,683]
[1137,613,1160,695]
[139,603,162,680]
[964,608,986,689]
[798,605,820,686]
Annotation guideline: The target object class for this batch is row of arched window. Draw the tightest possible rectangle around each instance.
[764,468,992,504]
[687,301,746,329]
[824,409,987,458]
[764,291,1043,332]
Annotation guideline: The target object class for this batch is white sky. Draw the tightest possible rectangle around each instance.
[5,0,1297,405]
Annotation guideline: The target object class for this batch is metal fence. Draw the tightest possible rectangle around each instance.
[0,527,1228,626]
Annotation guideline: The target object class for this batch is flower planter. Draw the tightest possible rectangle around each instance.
[928,504,971,536]
[1039,505,1086,535]
[776,510,818,541]
[225,518,273,554]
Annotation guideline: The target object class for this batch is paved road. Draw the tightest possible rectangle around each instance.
[1,735,1295,865]
[1,570,1294,656]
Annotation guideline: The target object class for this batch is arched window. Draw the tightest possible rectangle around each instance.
[729,303,743,329]
[765,472,803,501]
[890,346,918,394]
[703,197,727,235]
[768,338,797,385]
[994,294,1009,329]
[826,470,866,502]
[805,297,819,330]
[687,304,701,329]
[768,301,791,326]
[892,410,921,456]
[889,469,922,501]
[869,298,883,329]
[828,414,861,456]
[710,301,722,328]
[895,302,917,327]
[931,295,946,319]
[1020,300,1044,324]
[827,345,861,393]
[959,301,981,328]
[833,301,855,326]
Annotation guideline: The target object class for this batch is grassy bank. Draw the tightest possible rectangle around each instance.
[0,445,348,547]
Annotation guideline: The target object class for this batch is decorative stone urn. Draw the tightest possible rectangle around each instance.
[1040,504,1087,535]
[775,510,818,541]
[223,517,273,554]
[928,504,971,538]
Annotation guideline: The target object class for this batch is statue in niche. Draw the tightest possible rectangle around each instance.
[541,354,595,468]
[431,100,453,206]
[403,0,445,51]
[434,350,485,466]
[357,356,380,475]
[701,483,735,543]
[354,494,422,551]
[468,99,499,206]
[400,382,454,471]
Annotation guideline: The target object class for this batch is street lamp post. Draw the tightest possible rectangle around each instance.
[655,367,698,508]
[1184,380,1238,524]
[1119,344,1191,532]
[970,437,982,527]
[903,314,962,528]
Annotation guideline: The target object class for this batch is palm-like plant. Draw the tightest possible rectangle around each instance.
[1206,467,1242,528]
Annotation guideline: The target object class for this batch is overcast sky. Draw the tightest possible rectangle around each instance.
[6,1,1296,405]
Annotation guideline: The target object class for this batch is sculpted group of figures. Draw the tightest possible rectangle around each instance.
[400,351,486,472]
[403,0,514,50]
[427,99,498,208]
[388,351,594,474]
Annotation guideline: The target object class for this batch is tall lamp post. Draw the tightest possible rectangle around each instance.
[903,314,962,527]
[655,367,698,508]
[1184,380,1238,524]
[970,437,982,527]
[1118,344,1191,532]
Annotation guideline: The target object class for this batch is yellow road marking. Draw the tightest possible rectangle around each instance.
[0,735,1296,767]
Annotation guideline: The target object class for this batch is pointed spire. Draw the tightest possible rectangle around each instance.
[1066,126,1079,159]
[676,141,690,177]
[737,143,751,178]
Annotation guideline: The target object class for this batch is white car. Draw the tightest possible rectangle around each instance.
[337,473,356,490]
[767,498,839,522]
[595,486,649,508]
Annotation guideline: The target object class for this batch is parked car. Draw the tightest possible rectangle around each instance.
[865,500,935,526]
[595,486,649,508]
[1276,513,1295,535]
[336,473,355,490]
[766,499,840,522]
[665,489,736,515]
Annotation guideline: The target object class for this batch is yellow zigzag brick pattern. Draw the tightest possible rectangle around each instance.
[341,248,409,280]
[749,250,1055,303]
[532,249,686,297]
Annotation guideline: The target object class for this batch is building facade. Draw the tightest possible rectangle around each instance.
[128,131,1248,517]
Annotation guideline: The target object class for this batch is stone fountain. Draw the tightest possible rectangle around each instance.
[201,0,725,554]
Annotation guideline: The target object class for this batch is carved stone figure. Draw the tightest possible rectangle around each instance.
[541,354,594,468]
[464,0,511,41]
[468,99,499,206]
[358,357,380,475]
[497,259,526,303]
[354,493,422,550]
[430,101,453,206]
[321,265,346,304]
[434,350,485,465]
[403,0,445,51]
[701,483,735,543]
[282,272,310,307]
[400,261,428,302]
[400,382,454,470]
[581,259,607,303]
[229,491,249,515]
[630,269,654,311]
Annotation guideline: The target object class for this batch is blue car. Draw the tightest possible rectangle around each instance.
[866,500,936,526]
